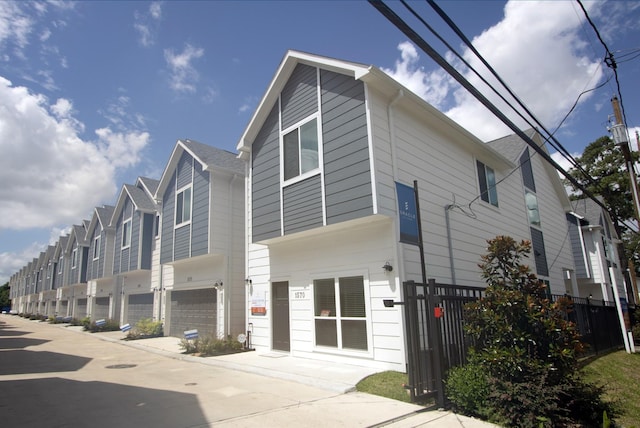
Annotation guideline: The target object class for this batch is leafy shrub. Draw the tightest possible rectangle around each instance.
[69,317,91,328]
[125,318,163,340]
[446,236,614,427]
[445,361,490,420]
[84,318,120,333]
[179,335,244,356]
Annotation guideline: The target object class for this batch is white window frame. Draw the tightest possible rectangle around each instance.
[58,256,63,274]
[312,274,370,354]
[477,160,499,207]
[525,190,541,227]
[71,248,78,269]
[175,185,192,228]
[122,218,132,249]
[93,234,101,260]
[281,114,321,185]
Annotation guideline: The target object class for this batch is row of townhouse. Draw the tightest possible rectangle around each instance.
[8,50,634,370]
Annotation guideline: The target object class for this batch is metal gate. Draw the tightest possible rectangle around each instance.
[402,279,484,406]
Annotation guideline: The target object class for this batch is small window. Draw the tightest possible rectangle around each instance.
[525,191,541,227]
[71,248,78,269]
[283,118,319,181]
[477,160,498,207]
[58,256,63,274]
[122,219,132,248]
[93,235,101,260]
[176,186,192,226]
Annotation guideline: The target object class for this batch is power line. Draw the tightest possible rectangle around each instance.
[368,0,611,217]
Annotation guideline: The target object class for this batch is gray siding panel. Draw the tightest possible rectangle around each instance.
[283,175,323,235]
[129,211,140,272]
[177,151,193,189]
[114,215,123,274]
[252,103,282,242]
[141,213,153,270]
[567,214,588,278]
[160,172,176,264]
[174,225,190,260]
[321,70,373,225]
[191,162,209,257]
[281,63,318,130]
[98,230,105,277]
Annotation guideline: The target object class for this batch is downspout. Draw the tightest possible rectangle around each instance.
[226,173,238,338]
[445,205,456,284]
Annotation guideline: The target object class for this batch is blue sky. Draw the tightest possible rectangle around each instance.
[1,0,639,284]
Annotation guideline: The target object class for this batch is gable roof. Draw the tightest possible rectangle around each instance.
[137,176,159,196]
[53,235,70,258]
[487,128,572,212]
[155,139,245,198]
[110,182,158,227]
[571,197,617,237]
[66,224,89,253]
[236,50,510,168]
[86,205,115,239]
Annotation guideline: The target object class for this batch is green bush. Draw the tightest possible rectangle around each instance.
[125,318,163,340]
[84,318,120,333]
[179,335,244,356]
[446,236,614,427]
[445,361,490,420]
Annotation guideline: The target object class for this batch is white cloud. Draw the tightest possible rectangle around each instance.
[0,1,34,54]
[0,241,44,285]
[164,43,204,93]
[385,1,605,142]
[382,41,452,108]
[0,76,148,230]
[134,1,162,47]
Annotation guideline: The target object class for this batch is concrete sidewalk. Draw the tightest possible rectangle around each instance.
[82,327,498,427]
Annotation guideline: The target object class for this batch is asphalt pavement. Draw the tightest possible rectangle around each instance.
[0,314,498,427]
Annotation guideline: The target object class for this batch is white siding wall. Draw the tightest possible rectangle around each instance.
[368,88,530,287]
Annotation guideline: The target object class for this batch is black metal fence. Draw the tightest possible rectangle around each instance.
[402,279,626,406]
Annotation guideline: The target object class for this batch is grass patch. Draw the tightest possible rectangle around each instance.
[358,352,640,426]
[581,350,640,428]
[356,371,411,403]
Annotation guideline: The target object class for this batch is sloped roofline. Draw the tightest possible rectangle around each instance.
[235,49,511,168]
[109,182,157,228]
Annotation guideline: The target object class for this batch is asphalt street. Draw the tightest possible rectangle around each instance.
[0,315,497,427]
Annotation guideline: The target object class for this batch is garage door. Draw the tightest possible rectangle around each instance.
[169,289,217,338]
[59,300,68,317]
[127,293,154,327]
[76,298,87,319]
[94,297,110,320]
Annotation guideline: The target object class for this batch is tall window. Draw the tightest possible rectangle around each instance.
[122,219,131,248]
[525,191,541,227]
[283,118,319,181]
[176,186,192,225]
[58,256,63,274]
[93,235,101,260]
[314,276,368,351]
[477,160,498,207]
[71,248,78,269]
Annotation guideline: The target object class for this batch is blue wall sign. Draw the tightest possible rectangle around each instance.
[396,182,420,245]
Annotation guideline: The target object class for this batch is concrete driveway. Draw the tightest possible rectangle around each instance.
[0,315,497,427]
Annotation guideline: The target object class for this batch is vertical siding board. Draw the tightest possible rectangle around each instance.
[174,226,190,260]
[129,210,140,272]
[191,161,209,257]
[98,229,105,277]
[114,213,123,274]
[281,63,318,130]
[320,70,373,225]
[177,152,192,189]
[141,213,153,270]
[252,103,281,241]
[160,172,176,264]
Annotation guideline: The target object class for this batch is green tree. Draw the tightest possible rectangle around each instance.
[565,135,640,276]
[446,236,613,427]
[0,282,10,309]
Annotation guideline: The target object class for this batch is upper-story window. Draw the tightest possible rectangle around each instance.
[122,218,132,248]
[71,248,78,269]
[477,160,498,207]
[525,191,541,227]
[283,117,319,181]
[93,235,101,260]
[58,256,63,274]
[176,185,192,226]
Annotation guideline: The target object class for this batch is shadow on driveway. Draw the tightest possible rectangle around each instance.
[0,349,90,375]
[0,377,209,428]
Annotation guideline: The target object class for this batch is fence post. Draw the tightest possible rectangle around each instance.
[428,278,445,408]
